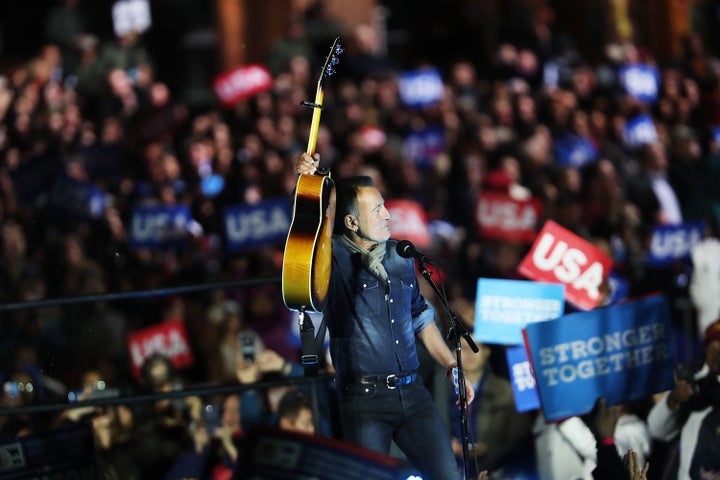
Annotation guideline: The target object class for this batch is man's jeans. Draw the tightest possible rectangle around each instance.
[338,380,462,480]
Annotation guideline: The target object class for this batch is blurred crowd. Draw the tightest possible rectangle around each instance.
[2,0,720,479]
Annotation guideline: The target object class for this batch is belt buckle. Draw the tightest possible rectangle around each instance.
[386,374,398,389]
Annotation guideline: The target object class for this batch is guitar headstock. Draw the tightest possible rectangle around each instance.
[319,36,344,86]
[304,36,343,155]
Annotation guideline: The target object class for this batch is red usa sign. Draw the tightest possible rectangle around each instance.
[386,199,431,249]
[518,220,613,310]
[213,64,273,108]
[475,192,542,243]
[127,320,194,379]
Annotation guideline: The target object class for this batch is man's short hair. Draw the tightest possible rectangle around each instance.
[333,175,374,233]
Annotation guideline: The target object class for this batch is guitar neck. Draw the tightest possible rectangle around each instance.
[306,86,324,155]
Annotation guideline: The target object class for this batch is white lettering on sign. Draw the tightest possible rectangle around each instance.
[400,72,443,105]
[131,211,187,242]
[216,66,271,101]
[650,228,701,259]
[478,198,537,230]
[536,322,670,386]
[130,329,191,370]
[225,206,289,242]
[389,207,426,235]
[624,68,657,97]
[480,295,562,324]
[512,362,536,391]
[629,123,656,144]
[532,232,604,300]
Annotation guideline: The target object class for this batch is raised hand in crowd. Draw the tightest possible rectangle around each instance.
[623,449,649,480]
[666,364,697,409]
[591,397,619,441]
[589,397,625,480]
[255,349,294,377]
[235,353,261,384]
[235,348,293,384]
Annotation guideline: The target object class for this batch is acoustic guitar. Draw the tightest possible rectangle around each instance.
[282,36,343,313]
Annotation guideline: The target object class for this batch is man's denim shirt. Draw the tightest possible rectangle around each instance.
[326,237,435,379]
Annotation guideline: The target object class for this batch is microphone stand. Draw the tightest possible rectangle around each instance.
[416,260,478,480]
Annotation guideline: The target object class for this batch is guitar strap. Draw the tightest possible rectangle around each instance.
[299,309,327,377]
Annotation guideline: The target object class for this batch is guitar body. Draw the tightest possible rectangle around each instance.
[282,173,335,312]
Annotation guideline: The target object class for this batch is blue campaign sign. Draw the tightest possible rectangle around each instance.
[129,204,192,249]
[713,126,720,145]
[398,68,444,108]
[224,198,292,252]
[402,126,445,170]
[553,133,599,168]
[623,114,658,149]
[506,345,541,413]
[647,221,704,266]
[619,63,659,103]
[49,175,108,220]
[524,294,675,422]
[474,278,565,345]
[608,271,630,304]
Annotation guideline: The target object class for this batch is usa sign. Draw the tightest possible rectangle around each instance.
[224,198,292,252]
[129,204,192,250]
[127,321,194,379]
[213,64,273,108]
[398,68,444,108]
[646,221,704,266]
[518,220,613,310]
[386,199,431,249]
[475,192,542,243]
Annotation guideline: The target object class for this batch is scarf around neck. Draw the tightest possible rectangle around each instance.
[338,234,388,284]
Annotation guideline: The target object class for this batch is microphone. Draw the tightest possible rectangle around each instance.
[396,240,432,264]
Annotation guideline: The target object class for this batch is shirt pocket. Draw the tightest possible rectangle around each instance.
[355,278,383,316]
[399,277,415,308]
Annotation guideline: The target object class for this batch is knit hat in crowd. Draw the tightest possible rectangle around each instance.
[704,320,720,345]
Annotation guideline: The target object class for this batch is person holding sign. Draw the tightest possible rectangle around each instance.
[293,152,474,480]
[647,319,720,480]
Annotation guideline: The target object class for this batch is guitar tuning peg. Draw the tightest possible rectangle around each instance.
[335,46,345,55]
[326,66,336,76]
[330,57,340,66]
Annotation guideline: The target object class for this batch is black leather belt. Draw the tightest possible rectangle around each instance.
[342,370,418,390]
